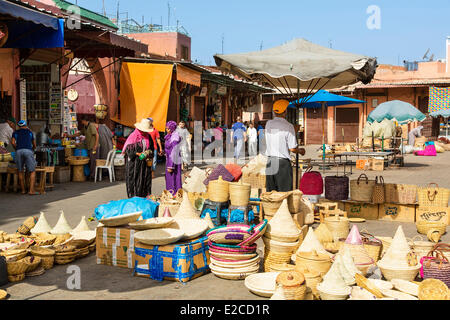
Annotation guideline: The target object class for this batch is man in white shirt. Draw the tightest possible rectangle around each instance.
[247,122,258,157]
[0,117,15,150]
[265,100,305,192]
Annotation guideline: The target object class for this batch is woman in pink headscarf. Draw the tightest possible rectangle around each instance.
[122,119,154,198]
[164,121,182,195]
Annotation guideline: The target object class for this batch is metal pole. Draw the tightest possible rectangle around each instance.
[296,79,300,190]
[322,102,326,175]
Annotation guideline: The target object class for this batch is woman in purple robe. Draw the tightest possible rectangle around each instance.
[164,121,182,196]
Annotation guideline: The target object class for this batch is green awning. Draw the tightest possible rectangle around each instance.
[53,0,118,30]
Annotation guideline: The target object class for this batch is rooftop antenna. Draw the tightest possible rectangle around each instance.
[168,2,170,27]
[102,0,106,16]
[116,1,119,22]
[260,41,263,51]
[221,33,224,54]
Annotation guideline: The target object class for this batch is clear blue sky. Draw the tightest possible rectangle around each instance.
[76,0,449,66]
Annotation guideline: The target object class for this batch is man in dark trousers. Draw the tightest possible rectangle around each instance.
[11,120,38,195]
[265,100,305,192]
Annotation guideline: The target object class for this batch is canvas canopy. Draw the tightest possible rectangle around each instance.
[367,100,426,125]
[214,38,377,93]
[111,62,173,132]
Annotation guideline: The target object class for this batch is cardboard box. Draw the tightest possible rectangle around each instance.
[379,203,416,223]
[369,158,384,171]
[339,201,379,220]
[416,206,450,225]
[134,236,210,283]
[96,226,136,269]
[356,159,369,170]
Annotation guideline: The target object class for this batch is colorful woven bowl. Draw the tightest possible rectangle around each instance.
[207,224,254,244]
[238,220,268,246]
[208,242,257,254]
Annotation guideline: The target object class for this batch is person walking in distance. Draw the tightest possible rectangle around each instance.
[247,122,258,157]
[265,100,305,192]
[232,116,246,161]
[147,118,163,178]
[176,120,191,170]
[11,120,38,195]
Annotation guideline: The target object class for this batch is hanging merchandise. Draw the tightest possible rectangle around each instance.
[372,176,386,204]
[350,174,376,202]
[324,176,349,201]
[300,166,323,195]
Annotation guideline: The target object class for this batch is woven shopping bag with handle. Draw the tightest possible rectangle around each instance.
[420,243,450,287]
[385,184,417,204]
[350,174,375,202]
[371,176,385,204]
[418,183,450,207]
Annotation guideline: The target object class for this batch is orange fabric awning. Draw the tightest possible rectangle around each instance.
[176,63,201,87]
[112,62,173,132]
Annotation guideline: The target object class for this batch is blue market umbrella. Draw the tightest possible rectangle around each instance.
[289,90,365,162]
[367,100,426,125]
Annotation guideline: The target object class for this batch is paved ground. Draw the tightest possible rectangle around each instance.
[1,146,450,300]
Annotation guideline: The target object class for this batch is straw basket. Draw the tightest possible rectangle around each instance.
[385,184,417,204]
[6,258,28,276]
[410,235,435,258]
[262,201,282,217]
[18,216,36,235]
[427,229,442,243]
[377,263,421,281]
[29,246,55,270]
[417,183,450,207]
[376,236,393,257]
[264,250,293,272]
[134,228,185,246]
[269,263,295,272]
[208,176,230,203]
[263,237,299,253]
[360,230,383,262]
[324,214,349,241]
[34,233,57,246]
[288,190,303,214]
[261,191,292,217]
[158,203,179,217]
[23,256,42,273]
[418,279,450,300]
[69,156,90,166]
[416,220,446,236]
[229,180,251,207]
[295,250,332,276]
[8,274,25,282]
[276,271,307,300]
[1,249,28,262]
[350,174,375,202]
[316,284,351,300]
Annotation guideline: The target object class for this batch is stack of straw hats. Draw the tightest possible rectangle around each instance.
[30,212,52,234]
[207,219,268,280]
[316,255,352,300]
[377,226,421,281]
[50,211,73,235]
[263,199,301,272]
[339,225,374,275]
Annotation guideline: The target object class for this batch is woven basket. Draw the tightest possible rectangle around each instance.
[427,229,442,243]
[18,216,36,235]
[1,249,28,262]
[410,235,435,258]
[6,258,28,276]
[418,278,450,300]
[208,176,230,203]
[158,203,179,217]
[288,190,303,214]
[276,271,307,300]
[262,237,299,253]
[377,263,421,281]
[29,246,55,270]
[295,250,332,277]
[34,233,57,246]
[385,184,417,204]
[68,156,90,166]
[360,230,383,262]
[8,274,25,282]
[269,263,295,272]
[324,214,349,241]
[350,174,375,202]
[229,180,251,207]
[23,256,42,273]
[264,250,293,272]
[376,236,393,257]
[416,221,447,235]
[88,242,96,252]
[418,183,450,207]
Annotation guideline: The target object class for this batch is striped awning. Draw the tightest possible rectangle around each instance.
[176,64,201,87]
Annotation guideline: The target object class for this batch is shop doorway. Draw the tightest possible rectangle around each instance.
[335,108,359,143]
[306,107,327,145]
[194,96,205,122]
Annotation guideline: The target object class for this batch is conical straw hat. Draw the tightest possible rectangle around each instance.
[270,284,287,300]
[30,212,52,234]
[71,216,91,234]
[318,256,350,294]
[341,243,373,265]
[296,228,332,257]
[266,199,300,240]
[379,225,415,268]
[202,212,215,229]
[162,207,172,218]
[182,167,207,193]
[335,254,355,286]
[174,191,201,221]
[345,225,363,245]
[340,246,362,276]
[50,210,73,235]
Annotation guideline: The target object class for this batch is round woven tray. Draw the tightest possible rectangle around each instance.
[129,217,175,230]
[99,212,143,227]
[245,272,280,297]
[134,228,185,246]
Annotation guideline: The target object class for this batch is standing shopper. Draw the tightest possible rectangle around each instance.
[80,117,100,180]
[95,120,115,160]
[213,122,223,157]
[147,118,163,178]
[265,100,305,192]
[0,117,15,151]
[164,121,182,196]
[122,118,154,198]
[176,120,191,170]
[232,116,246,160]
[11,120,38,195]
[257,121,266,155]
[247,122,258,157]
